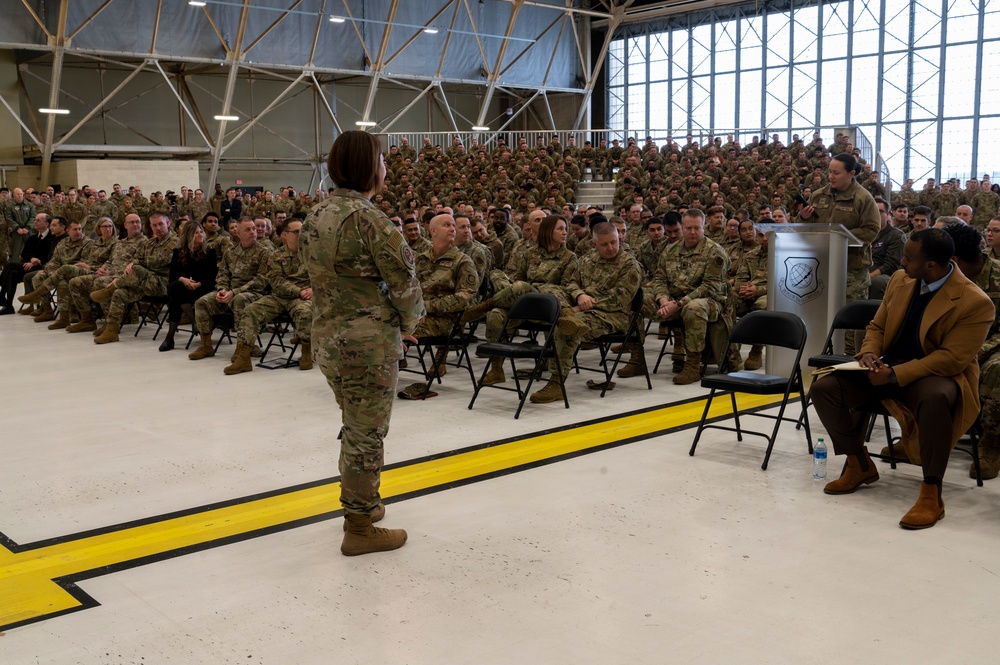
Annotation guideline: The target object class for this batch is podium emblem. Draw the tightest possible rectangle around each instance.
[779,256,823,304]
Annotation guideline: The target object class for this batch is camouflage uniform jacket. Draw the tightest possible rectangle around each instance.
[870,224,906,276]
[504,237,536,277]
[205,233,233,264]
[265,246,311,300]
[637,237,668,281]
[138,232,179,278]
[496,224,521,265]
[798,179,880,270]
[301,188,424,366]
[509,244,578,292]
[625,222,645,250]
[407,234,432,254]
[188,200,212,223]
[44,235,93,275]
[651,237,729,307]
[729,244,768,297]
[566,249,641,330]
[976,255,1000,362]
[81,235,117,270]
[217,241,270,294]
[416,245,479,316]
[104,235,148,274]
[456,240,493,282]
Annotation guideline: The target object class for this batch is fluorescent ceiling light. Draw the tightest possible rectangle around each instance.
[214,114,239,121]
[355,121,377,127]
[189,1,207,6]
[329,15,345,23]
[471,126,490,131]
[39,108,70,115]
[423,28,439,34]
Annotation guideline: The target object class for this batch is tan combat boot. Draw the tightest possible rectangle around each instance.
[67,310,97,333]
[18,304,37,316]
[17,285,48,305]
[460,297,495,324]
[188,333,216,360]
[529,379,565,404]
[671,330,686,373]
[47,310,71,330]
[672,352,703,385]
[972,432,1000,480]
[899,482,945,529]
[430,347,447,377]
[342,503,385,531]
[727,345,744,372]
[482,357,506,385]
[744,344,764,370]
[94,322,120,344]
[617,344,648,378]
[93,321,107,336]
[341,512,407,556]
[298,340,313,370]
[824,450,880,494]
[32,303,55,323]
[89,284,117,303]
[223,341,253,375]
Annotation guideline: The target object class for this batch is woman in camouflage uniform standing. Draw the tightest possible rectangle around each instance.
[301,131,425,556]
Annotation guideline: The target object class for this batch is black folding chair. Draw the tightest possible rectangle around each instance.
[572,288,651,397]
[690,310,813,470]
[400,314,477,398]
[468,292,568,419]
[257,312,300,369]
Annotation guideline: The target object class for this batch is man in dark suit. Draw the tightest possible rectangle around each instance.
[810,228,995,529]
[219,188,242,225]
[0,213,56,314]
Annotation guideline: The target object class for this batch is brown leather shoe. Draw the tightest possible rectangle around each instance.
[823,451,880,494]
[899,482,945,529]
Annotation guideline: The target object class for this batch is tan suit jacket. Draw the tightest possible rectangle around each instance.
[860,263,994,446]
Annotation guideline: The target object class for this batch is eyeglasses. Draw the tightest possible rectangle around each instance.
[98,224,114,229]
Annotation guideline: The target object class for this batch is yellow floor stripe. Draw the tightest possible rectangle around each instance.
[0,393,783,630]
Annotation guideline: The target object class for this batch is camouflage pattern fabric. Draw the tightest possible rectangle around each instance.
[300,188,424,517]
[412,245,478,337]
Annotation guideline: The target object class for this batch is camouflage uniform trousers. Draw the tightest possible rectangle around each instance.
[194,291,261,335]
[41,265,93,315]
[413,314,454,338]
[69,273,111,317]
[845,267,871,354]
[106,266,168,325]
[236,295,311,345]
[485,281,570,342]
[322,361,396,516]
[980,354,1000,438]
[639,297,720,355]
[553,310,620,378]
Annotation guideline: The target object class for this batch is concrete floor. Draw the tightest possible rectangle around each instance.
[2,301,999,665]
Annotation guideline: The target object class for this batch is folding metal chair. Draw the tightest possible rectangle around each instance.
[690,310,813,470]
[468,292,568,419]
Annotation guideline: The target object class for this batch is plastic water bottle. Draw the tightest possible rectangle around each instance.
[812,438,827,480]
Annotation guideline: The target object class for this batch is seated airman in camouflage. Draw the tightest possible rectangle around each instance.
[648,208,730,385]
[225,218,313,375]
[399,213,479,397]
[90,212,178,344]
[188,218,270,360]
[403,217,432,253]
[21,217,92,323]
[727,221,769,370]
[66,214,147,334]
[532,222,642,403]
[453,213,492,286]
[20,216,116,330]
[462,214,582,386]
[202,212,232,264]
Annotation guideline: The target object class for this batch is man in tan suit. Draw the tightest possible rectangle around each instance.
[810,228,994,529]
